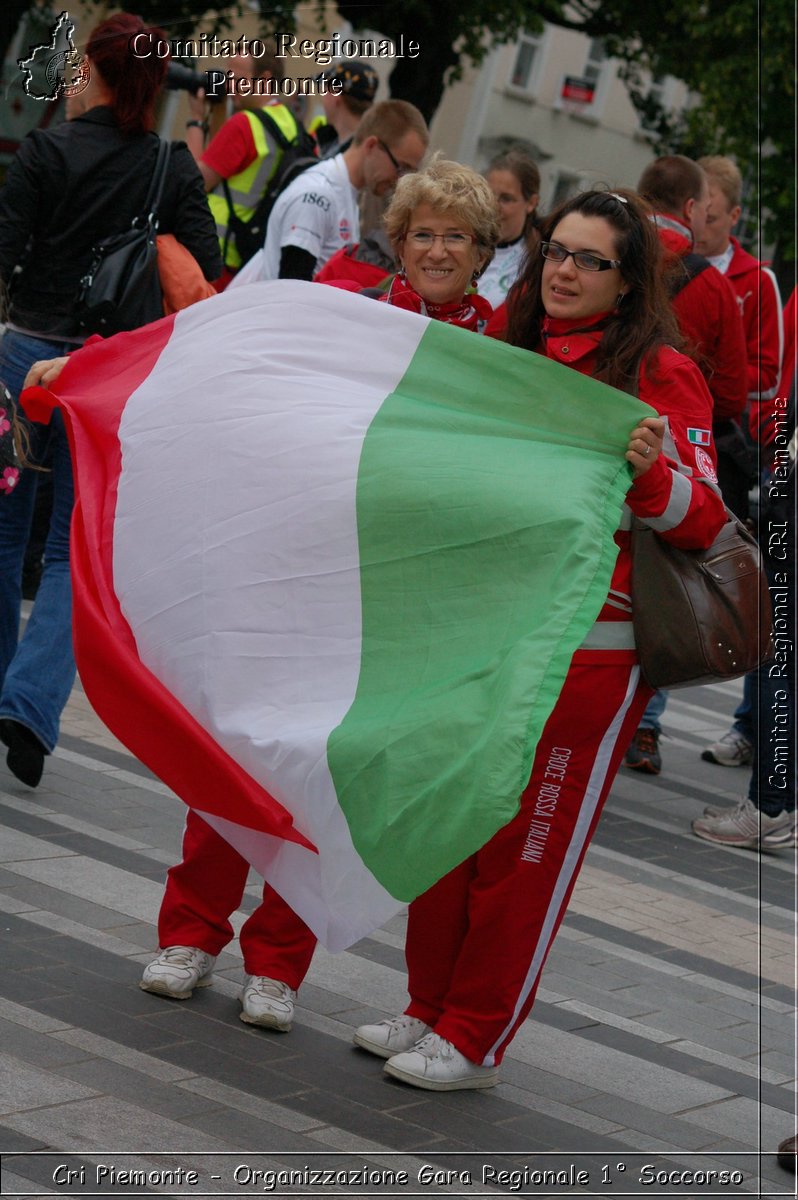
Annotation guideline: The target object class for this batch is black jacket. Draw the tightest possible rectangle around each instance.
[0,106,222,338]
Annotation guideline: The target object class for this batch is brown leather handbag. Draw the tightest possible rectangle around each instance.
[631,512,774,689]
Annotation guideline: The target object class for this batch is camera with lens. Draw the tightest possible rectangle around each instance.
[165,62,224,104]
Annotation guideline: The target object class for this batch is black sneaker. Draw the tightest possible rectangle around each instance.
[623,727,662,775]
[0,719,46,787]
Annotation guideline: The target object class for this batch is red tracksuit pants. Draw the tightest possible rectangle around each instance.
[157,809,317,988]
[404,658,652,1067]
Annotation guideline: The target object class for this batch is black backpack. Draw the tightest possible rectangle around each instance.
[222,110,318,266]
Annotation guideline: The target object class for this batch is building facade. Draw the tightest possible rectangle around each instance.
[429,25,689,209]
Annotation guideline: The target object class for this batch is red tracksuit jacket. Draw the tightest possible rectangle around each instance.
[653,215,748,424]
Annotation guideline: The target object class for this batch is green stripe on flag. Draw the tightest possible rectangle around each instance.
[327,322,652,901]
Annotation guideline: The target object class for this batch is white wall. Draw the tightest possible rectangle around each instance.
[430,24,690,211]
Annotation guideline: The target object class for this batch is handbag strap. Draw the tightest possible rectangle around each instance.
[140,138,172,228]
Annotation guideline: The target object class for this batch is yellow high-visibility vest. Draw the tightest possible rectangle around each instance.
[208,105,301,269]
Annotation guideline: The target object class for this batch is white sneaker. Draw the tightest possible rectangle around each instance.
[692,797,793,848]
[140,946,215,999]
[384,1032,498,1091]
[240,976,295,1031]
[701,729,753,767]
[353,1014,431,1059]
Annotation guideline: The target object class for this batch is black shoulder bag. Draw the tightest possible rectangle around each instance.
[77,138,172,336]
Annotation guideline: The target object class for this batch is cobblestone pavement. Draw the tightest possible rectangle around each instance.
[0,633,795,1198]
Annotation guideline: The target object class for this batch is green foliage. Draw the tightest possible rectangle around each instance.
[609,0,793,258]
[116,0,297,42]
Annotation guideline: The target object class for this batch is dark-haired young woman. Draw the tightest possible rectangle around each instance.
[478,147,540,308]
[0,13,221,787]
[353,189,728,1091]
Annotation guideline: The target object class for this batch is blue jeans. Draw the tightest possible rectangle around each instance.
[639,687,668,734]
[731,672,754,741]
[0,330,78,752]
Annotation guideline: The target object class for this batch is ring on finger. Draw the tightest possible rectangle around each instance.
[643,443,651,458]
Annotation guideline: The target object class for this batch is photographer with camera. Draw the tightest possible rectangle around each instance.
[184,44,312,289]
[0,12,220,789]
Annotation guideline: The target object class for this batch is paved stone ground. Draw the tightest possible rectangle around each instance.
[0,635,795,1199]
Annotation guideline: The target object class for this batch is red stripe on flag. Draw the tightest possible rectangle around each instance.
[22,319,315,852]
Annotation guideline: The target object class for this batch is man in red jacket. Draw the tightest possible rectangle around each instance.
[696,156,784,446]
[625,155,748,775]
[638,156,748,437]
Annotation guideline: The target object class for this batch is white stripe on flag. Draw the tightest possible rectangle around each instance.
[113,283,429,946]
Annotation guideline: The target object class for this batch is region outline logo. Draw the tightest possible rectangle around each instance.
[18,10,90,101]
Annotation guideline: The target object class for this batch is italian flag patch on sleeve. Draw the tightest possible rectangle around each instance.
[688,428,712,445]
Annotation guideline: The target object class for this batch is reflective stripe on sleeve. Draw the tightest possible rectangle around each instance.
[605,589,633,614]
[660,415,693,478]
[751,384,780,401]
[644,468,693,531]
[579,621,636,651]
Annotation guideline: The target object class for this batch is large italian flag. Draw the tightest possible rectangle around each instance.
[23,282,648,950]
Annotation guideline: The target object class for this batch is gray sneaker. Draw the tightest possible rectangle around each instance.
[140,945,215,999]
[701,729,753,767]
[702,803,798,846]
[761,817,798,849]
[692,798,793,848]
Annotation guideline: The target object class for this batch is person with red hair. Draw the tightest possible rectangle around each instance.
[0,13,220,789]
[83,12,170,135]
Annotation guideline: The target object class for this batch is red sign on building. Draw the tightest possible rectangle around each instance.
[561,76,596,104]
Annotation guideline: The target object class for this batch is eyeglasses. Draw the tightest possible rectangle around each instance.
[405,230,477,249]
[377,139,415,178]
[540,241,621,272]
